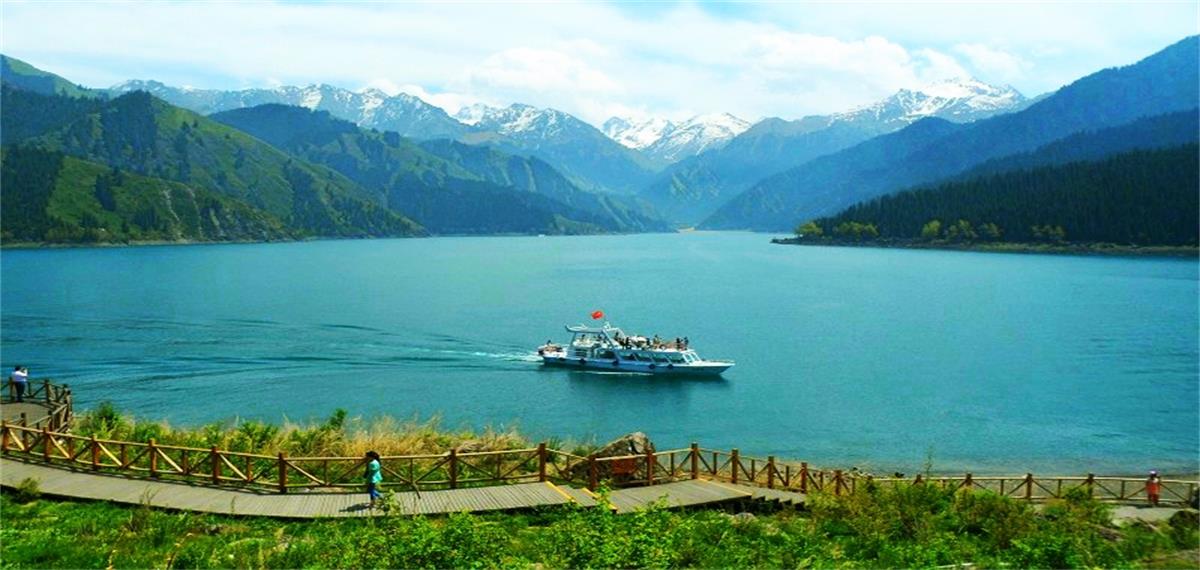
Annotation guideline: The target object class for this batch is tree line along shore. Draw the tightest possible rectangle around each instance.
[779,144,1198,258]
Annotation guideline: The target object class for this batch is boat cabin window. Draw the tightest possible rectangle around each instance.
[597,350,615,359]
[620,353,637,361]
[651,354,669,364]
[668,353,686,363]
[634,353,652,362]
[574,348,589,358]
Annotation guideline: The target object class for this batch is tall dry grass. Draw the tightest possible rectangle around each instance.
[72,401,531,457]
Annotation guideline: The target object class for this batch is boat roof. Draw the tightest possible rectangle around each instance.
[564,323,623,334]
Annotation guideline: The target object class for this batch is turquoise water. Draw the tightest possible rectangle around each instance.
[2,233,1196,474]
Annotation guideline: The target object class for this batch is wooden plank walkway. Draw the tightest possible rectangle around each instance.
[0,459,575,518]
[0,402,53,424]
[0,459,804,517]
[605,480,806,513]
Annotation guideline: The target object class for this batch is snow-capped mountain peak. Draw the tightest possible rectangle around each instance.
[455,103,577,138]
[602,112,750,163]
[603,116,676,150]
[835,77,1026,126]
[453,103,494,126]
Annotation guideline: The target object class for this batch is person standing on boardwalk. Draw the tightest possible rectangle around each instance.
[365,451,382,508]
[9,366,27,403]
[1146,470,1161,506]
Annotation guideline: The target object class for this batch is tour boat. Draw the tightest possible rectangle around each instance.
[536,321,734,375]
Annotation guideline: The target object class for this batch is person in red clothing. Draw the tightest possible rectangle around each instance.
[1146,470,1161,506]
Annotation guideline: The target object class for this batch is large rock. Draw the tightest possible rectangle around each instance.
[455,440,489,453]
[567,432,656,483]
[595,432,655,457]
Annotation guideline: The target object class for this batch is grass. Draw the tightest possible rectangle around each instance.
[2,481,1196,568]
[71,401,601,458]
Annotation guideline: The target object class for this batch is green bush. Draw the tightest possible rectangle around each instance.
[12,477,40,504]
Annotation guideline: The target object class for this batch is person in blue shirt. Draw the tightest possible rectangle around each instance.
[365,450,382,508]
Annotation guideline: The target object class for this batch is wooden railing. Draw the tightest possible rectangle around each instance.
[546,445,1197,507]
[0,392,1194,506]
[1,379,72,432]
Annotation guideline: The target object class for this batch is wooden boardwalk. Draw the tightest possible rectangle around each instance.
[0,402,50,425]
[0,459,800,518]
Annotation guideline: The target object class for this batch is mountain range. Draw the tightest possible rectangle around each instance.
[209,104,665,234]
[453,103,659,194]
[1,35,1196,246]
[702,35,1200,231]
[111,80,471,140]
[637,78,1031,225]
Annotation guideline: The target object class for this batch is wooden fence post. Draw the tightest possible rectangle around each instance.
[964,472,973,490]
[537,443,547,482]
[1,421,7,454]
[91,436,100,471]
[277,453,288,494]
[43,379,51,404]
[19,413,27,427]
[448,448,458,489]
[834,470,844,496]
[1085,473,1095,498]
[730,449,740,484]
[767,456,776,489]
[690,442,699,480]
[799,462,808,493]
[645,449,655,486]
[1024,473,1034,501]
[211,446,221,484]
[149,439,158,478]
[587,454,598,491]
[42,426,51,462]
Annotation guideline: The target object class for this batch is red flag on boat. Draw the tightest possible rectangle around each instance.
[591,310,604,320]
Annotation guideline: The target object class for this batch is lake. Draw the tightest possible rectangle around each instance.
[2,233,1196,475]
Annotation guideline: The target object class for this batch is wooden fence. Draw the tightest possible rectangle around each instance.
[0,382,1195,506]
[1,379,72,431]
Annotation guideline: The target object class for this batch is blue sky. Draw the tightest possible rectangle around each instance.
[2,1,1196,124]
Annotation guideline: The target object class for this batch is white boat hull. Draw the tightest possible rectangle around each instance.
[540,354,733,376]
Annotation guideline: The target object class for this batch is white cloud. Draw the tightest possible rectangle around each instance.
[954,43,1032,82]
[465,48,621,95]
[395,84,487,116]
[912,48,971,84]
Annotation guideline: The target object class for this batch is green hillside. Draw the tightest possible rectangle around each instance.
[30,92,423,238]
[1,85,105,145]
[1,146,292,244]
[806,145,1199,246]
[212,104,666,234]
[0,55,100,98]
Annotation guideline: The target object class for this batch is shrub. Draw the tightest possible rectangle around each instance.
[12,477,41,503]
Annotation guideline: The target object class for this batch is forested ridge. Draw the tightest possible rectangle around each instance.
[801,145,1198,246]
[1,146,292,244]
